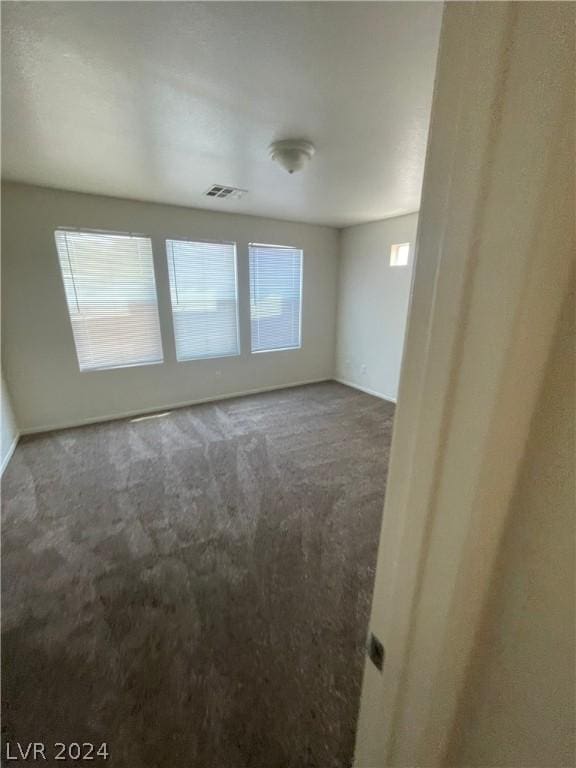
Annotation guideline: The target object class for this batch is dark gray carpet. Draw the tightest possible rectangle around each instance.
[1,381,394,768]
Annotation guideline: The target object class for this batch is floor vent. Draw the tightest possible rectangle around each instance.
[205,184,247,200]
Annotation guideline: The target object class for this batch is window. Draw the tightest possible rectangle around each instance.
[55,229,163,371]
[249,243,303,353]
[390,242,410,267]
[166,239,239,361]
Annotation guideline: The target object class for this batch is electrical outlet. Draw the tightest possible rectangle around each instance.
[360,364,367,375]
[368,633,385,672]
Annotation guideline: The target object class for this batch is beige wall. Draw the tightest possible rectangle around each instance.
[1,373,18,473]
[447,288,575,767]
[336,213,417,402]
[1,182,339,432]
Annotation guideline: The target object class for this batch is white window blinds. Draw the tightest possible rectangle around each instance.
[166,239,240,361]
[55,230,163,372]
[249,243,303,353]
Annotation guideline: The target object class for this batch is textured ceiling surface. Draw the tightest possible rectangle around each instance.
[1,2,442,226]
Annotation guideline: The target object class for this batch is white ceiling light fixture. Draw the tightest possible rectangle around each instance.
[269,139,316,175]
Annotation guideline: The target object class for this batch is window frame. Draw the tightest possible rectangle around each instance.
[54,226,164,373]
[165,236,241,363]
[390,242,411,267]
[248,242,304,354]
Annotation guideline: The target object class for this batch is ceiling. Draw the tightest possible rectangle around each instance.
[1,2,442,227]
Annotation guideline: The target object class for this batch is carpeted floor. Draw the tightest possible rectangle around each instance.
[1,381,394,768]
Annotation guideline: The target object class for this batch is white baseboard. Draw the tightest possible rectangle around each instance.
[1,433,20,475]
[334,377,397,404]
[20,377,332,436]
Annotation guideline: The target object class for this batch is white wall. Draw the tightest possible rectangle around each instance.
[336,213,417,402]
[1,183,339,432]
[447,289,575,767]
[1,373,19,473]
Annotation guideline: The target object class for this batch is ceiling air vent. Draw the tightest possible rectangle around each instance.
[205,184,247,200]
